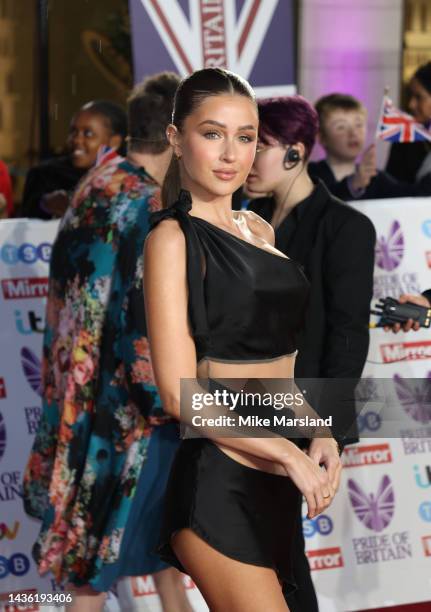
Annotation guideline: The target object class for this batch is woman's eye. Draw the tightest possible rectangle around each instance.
[204,131,220,139]
[239,134,254,143]
[84,129,95,138]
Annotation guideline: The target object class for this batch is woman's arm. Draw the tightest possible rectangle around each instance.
[144,218,333,518]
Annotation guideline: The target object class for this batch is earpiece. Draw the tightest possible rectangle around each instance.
[283,146,301,169]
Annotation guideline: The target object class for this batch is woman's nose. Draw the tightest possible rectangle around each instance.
[221,139,236,161]
[72,131,84,146]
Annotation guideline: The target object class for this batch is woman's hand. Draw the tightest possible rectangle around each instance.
[40,190,70,218]
[280,443,335,519]
[307,437,342,493]
[351,144,377,191]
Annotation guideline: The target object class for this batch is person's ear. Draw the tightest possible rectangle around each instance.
[166,124,182,159]
[296,142,306,160]
[109,133,123,151]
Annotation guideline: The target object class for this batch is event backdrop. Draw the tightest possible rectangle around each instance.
[129,0,296,97]
[0,196,431,611]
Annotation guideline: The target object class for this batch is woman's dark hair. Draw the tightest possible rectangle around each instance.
[162,68,256,207]
[80,100,128,155]
[413,61,431,95]
[258,96,319,161]
[127,72,181,154]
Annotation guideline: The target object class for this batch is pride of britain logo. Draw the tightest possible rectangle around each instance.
[20,348,42,397]
[394,373,431,425]
[375,220,404,271]
[348,475,395,532]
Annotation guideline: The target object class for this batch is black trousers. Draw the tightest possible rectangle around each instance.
[285,504,319,612]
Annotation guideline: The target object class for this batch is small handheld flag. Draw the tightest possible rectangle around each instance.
[95,145,123,167]
[376,95,431,143]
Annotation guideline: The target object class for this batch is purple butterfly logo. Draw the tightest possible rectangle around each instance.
[0,411,6,460]
[375,220,404,271]
[393,373,431,424]
[20,347,42,397]
[348,475,395,532]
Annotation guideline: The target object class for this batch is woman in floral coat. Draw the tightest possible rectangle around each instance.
[23,72,191,612]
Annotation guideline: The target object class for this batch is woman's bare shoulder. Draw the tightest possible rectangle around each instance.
[146,218,186,255]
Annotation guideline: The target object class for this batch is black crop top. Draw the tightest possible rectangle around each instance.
[149,190,310,363]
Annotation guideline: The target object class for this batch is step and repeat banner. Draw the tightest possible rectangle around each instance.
[129,0,297,98]
[0,197,430,611]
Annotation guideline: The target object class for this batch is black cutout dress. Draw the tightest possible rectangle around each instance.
[149,190,310,595]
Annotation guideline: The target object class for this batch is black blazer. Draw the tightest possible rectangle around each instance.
[309,159,431,200]
[249,181,376,444]
[385,141,431,183]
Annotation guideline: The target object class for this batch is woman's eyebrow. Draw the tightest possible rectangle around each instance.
[197,119,257,131]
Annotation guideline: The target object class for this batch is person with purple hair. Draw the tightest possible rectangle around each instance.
[246,95,376,612]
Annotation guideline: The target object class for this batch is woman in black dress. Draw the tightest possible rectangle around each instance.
[144,68,341,611]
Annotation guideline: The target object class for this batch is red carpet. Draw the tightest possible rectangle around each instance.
[358,603,431,612]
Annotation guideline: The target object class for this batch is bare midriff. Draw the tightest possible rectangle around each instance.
[196,352,297,477]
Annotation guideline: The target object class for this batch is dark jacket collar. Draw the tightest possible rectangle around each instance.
[250,179,334,265]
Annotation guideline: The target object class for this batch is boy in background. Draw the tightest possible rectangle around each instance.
[309,93,431,200]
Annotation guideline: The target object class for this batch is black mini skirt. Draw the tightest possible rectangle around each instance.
[157,438,301,596]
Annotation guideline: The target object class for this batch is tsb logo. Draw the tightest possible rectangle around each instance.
[303,515,333,538]
[0,553,30,578]
[0,243,51,265]
[419,501,431,522]
[306,547,344,570]
[422,220,431,239]
[357,411,381,433]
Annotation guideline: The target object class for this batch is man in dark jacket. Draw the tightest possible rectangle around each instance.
[245,95,376,612]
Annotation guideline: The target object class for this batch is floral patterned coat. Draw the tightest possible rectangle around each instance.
[23,156,169,585]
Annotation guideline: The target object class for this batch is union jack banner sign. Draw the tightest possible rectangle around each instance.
[129,0,296,97]
[376,95,431,143]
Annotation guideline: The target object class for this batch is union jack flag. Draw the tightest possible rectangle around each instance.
[376,95,431,143]
[95,145,123,167]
